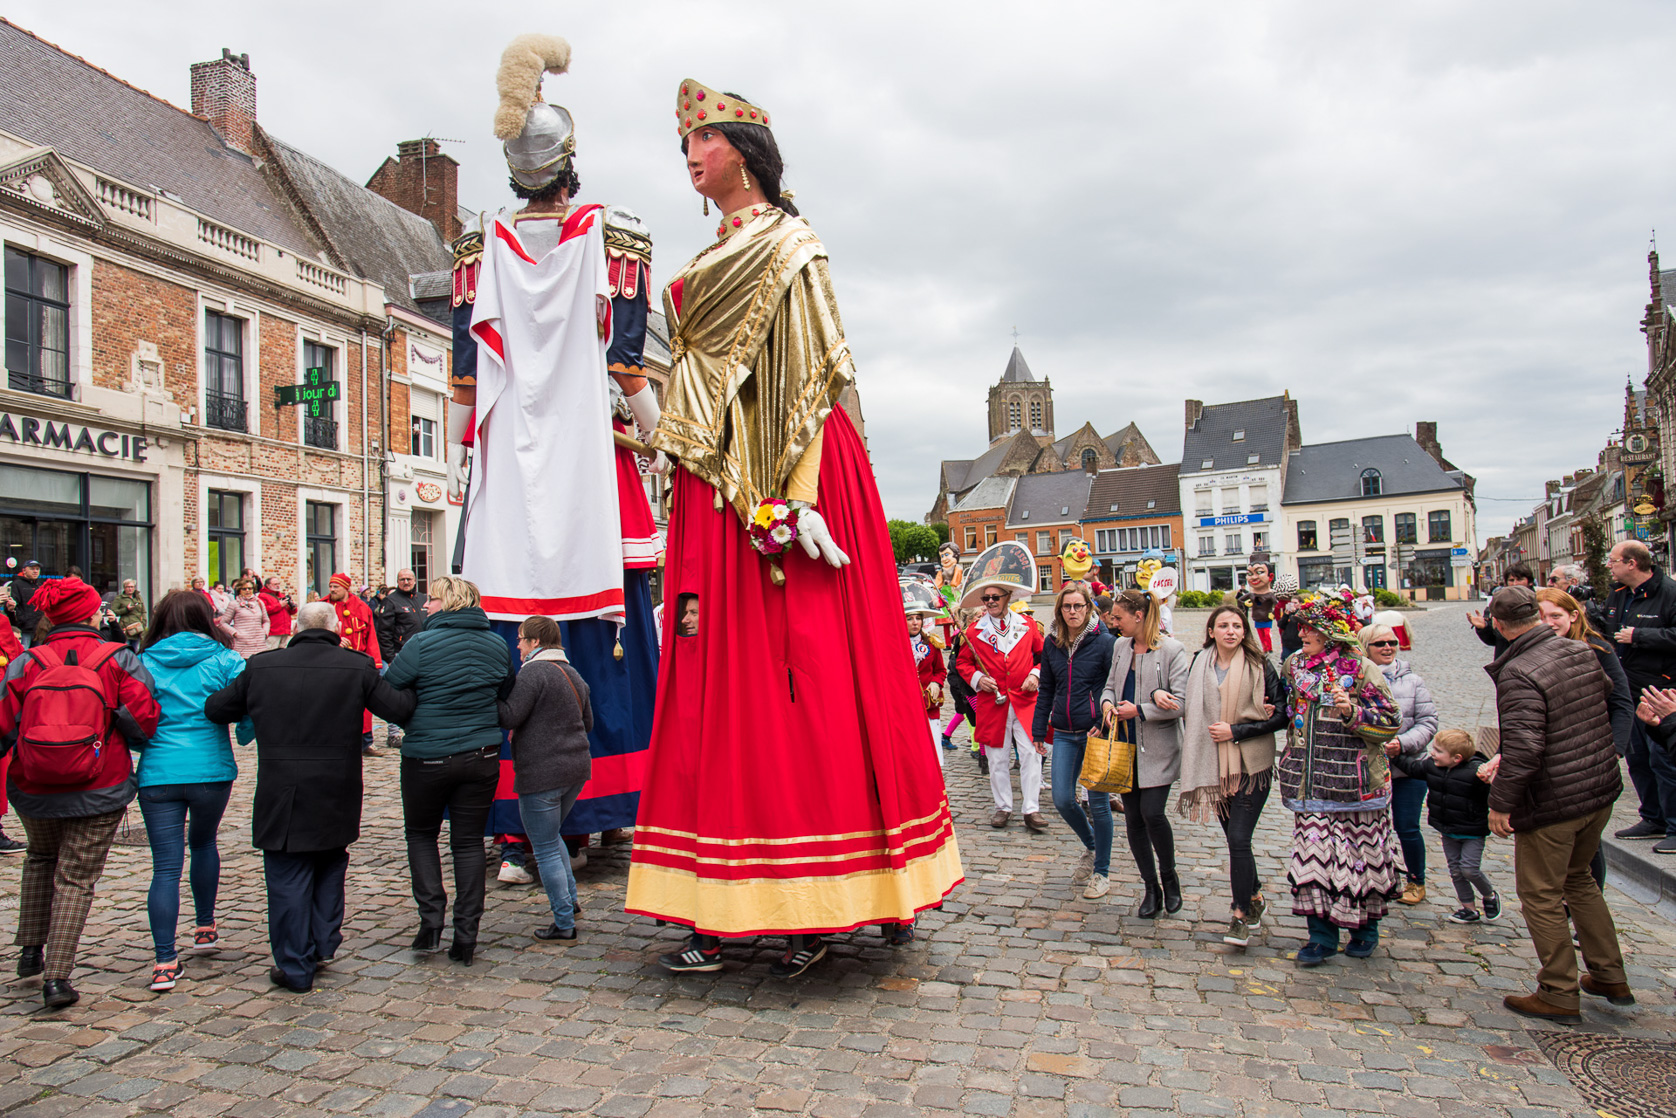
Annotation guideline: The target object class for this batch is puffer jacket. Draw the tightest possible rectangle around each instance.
[138,631,251,787]
[1484,624,1621,832]
[1391,751,1491,837]
[1382,659,1438,778]
[384,606,516,759]
[220,596,270,657]
[1032,622,1117,739]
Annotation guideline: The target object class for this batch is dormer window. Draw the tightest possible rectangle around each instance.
[1110,503,1119,512]
[1246,453,1260,465]
[1061,506,1069,516]
[1147,499,1156,509]
[1361,468,1382,497]
[1201,459,1214,470]
[1232,429,1245,441]
[1021,510,1030,519]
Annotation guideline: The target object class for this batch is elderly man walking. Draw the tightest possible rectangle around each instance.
[204,602,414,993]
[1482,586,1632,1023]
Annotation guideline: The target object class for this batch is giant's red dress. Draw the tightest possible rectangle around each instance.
[626,206,962,935]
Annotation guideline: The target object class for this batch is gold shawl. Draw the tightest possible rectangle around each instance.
[651,207,855,528]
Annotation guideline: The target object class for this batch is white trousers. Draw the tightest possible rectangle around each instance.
[987,705,1042,814]
[929,718,944,771]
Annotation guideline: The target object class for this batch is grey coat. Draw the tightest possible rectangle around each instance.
[1382,660,1438,778]
[497,650,593,796]
[1099,636,1190,788]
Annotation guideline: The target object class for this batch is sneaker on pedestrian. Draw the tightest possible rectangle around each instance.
[362,743,384,757]
[768,936,826,979]
[1223,917,1252,948]
[1082,873,1110,900]
[498,860,535,885]
[1613,820,1666,840]
[940,734,956,751]
[0,831,24,854]
[1482,893,1502,921]
[1654,836,1676,855]
[192,923,218,950]
[1072,849,1094,885]
[570,848,588,873]
[1247,894,1267,927]
[1399,881,1426,905]
[149,960,182,991]
[658,934,722,973]
[1294,942,1336,968]
[1448,907,1481,924]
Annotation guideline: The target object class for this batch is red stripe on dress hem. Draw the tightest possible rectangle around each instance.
[622,876,964,938]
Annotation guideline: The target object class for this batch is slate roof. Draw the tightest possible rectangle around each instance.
[1662,269,1676,314]
[1281,435,1464,505]
[1181,395,1290,475]
[262,133,449,313]
[953,475,1015,513]
[941,439,1014,496]
[1085,463,1181,521]
[0,19,321,257]
[1000,345,1035,382]
[1005,471,1091,528]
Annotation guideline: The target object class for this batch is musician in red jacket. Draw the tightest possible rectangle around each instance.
[907,602,947,768]
[955,543,1048,832]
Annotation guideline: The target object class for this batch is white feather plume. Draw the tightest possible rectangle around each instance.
[493,34,572,141]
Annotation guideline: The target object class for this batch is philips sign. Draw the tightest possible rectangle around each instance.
[1197,513,1266,528]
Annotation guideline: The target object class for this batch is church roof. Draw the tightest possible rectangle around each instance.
[1000,345,1034,383]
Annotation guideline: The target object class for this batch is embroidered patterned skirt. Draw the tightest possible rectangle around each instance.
[1287,809,1403,928]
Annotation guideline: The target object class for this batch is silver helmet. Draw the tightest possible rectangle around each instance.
[504,102,575,191]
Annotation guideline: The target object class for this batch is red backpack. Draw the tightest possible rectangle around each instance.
[14,643,122,788]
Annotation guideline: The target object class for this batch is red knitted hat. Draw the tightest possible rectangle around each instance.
[330,572,352,591]
[30,577,104,626]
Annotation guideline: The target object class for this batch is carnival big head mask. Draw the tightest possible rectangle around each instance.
[1136,557,1163,591]
[1061,538,1093,581]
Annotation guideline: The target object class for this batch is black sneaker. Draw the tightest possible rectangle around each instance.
[0,832,24,854]
[1483,893,1502,921]
[658,934,722,973]
[1613,820,1666,840]
[976,750,989,775]
[768,936,826,979]
[1448,907,1481,924]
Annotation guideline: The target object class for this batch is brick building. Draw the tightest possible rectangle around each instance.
[0,22,465,600]
[1004,471,1092,594]
[1080,463,1183,590]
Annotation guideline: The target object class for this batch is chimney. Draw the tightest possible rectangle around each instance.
[1283,394,1302,451]
[1414,420,1446,466]
[191,49,256,155]
[1185,399,1203,431]
[366,139,462,243]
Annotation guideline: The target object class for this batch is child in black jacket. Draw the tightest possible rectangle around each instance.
[1390,728,1500,924]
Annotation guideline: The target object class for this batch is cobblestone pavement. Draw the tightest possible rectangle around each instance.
[0,602,1671,1117]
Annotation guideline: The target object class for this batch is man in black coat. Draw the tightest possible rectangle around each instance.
[372,569,428,752]
[1602,540,1676,850]
[7,559,42,645]
[205,602,415,992]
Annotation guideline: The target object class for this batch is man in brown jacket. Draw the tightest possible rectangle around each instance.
[1483,586,1631,1023]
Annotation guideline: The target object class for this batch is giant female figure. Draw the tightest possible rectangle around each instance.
[626,82,962,978]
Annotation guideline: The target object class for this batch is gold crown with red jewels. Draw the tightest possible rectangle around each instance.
[675,80,771,139]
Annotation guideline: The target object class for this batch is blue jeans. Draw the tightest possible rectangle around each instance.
[1307,913,1378,950]
[138,781,233,963]
[519,783,586,931]
[1626,719,1676,831]
[1390,776,1427,884]
[1049,730,1112,876]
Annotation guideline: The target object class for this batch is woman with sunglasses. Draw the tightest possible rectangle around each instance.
[1358,623,1437,907]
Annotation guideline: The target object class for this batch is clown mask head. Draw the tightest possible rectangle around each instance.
[1061,538,1093,581]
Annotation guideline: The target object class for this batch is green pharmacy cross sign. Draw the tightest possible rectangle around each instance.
[275,367,341,417]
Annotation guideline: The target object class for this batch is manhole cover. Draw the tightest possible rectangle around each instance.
[1538,1032,1676,1118]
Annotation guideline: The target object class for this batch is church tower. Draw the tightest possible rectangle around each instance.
[986,346,1054,445]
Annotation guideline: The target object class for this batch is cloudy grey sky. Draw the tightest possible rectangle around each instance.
[16,0,1676,540]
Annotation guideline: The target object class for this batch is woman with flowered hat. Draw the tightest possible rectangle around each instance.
[628,82,962,979]
[1275,589,1403,966]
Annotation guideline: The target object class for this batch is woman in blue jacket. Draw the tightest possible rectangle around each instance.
[1032,583,1117,899]
[137,590,251,992]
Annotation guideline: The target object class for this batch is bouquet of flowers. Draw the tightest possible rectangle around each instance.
[749,498,800,557]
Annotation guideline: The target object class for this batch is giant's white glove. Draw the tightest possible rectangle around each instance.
[791,502,850,568]
[648,450,671,475]
[447,401,475,502]
[622,384,670,476]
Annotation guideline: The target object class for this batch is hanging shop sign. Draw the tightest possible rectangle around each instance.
[274,367,341,417]
[0,412,148,462]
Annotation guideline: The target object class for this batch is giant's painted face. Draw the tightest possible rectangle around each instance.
[1061,538,1093,580]
[1136,558,1163,590]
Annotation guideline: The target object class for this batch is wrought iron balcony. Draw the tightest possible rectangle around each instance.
[304,415,338,450]
[203,390,247,432]
[7,371,74,400]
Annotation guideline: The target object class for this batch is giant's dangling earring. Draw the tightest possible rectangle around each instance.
[703,196,710,216]
[740,164,751,190]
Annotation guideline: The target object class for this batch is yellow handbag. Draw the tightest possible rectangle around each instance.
[1079,719,1136,795]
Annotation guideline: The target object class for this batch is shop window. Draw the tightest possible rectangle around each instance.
[1394,512,1417,544]
[4,248,71,399]
[1428,509,1451,543]
[1363,515,1384,544]
[204,310,247,432]
[206,490,245,588]
[305,501,337,598]
[1297,556,1336,589]
[0,465,150,602]
[1297,520,1318,550]
[1361,468,1382,497]
[302,341,338,450]
[1364,563,1387,589]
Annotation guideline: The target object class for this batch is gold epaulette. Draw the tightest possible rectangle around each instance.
[451,228,484,271]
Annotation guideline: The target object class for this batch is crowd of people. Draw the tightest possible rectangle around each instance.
[920,541,1649,1024]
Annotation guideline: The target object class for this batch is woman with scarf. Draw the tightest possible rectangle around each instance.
[1276,590,1402,966]
[628,81,962,979]
[1034,582,1117,898]
[1100,589,1190,918]
[1178,605,1288,948]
